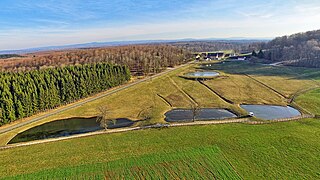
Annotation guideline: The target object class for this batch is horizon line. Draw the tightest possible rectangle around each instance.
[0,37,273,53]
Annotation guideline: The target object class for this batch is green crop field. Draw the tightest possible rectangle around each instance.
[4,146,241,179]
[296,88,320,115]
[1,60,320,179]
[1,119,320,179]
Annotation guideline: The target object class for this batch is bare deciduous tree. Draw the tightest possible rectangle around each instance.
[190,103,201,122]
[96,106,116,130]
[140,106,154,121]
[0,45,191,73]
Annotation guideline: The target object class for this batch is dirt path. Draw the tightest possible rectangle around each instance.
[0,62,192,135]
[0,118,249,150]
[0,113,313,150]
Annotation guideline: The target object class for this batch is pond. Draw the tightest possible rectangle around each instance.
[165,108,237,122]
[8,117,135,144]
[185,71,220,78]
[240,105,301,120]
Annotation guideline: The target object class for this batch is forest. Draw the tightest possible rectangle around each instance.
[0,44,191,126]
[0,63,131,126]
[0,54,23,59]
[170,40,264,53]
[258,29,320,68]
[0,45,191,75]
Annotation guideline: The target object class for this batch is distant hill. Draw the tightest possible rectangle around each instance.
[0,38,269,55]
[259,30,320,68]
[0,40,171,55]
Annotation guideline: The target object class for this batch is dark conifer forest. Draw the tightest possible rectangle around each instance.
[0,63,131,126]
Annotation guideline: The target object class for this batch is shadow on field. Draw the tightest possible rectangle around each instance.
[197,61,320,80]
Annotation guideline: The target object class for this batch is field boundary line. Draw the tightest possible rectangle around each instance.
[198,80,234,104]
[220,151,243,179]
[289,86,320,103]
[246,114,314,125]
[168,77,198,105]
[157,94,173,107]
[243,74,287,99]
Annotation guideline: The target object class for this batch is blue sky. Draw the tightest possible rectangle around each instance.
[1,0,320,50]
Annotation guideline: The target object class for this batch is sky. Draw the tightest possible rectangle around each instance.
[0,0,320,50]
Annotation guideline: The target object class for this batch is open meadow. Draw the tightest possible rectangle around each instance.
[1,118,320,179]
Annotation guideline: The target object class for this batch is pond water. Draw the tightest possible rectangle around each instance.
[165,108,237,122]
[8,117,135,144]
[240,105,301,120]
[185,71,220,77]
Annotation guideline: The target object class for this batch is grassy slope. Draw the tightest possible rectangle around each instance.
[0,63,246,145]
[2,61,319,146]
[0,119,320,179]
[204,61,320,98]
[1,61,320,179]
[204,74,287,105]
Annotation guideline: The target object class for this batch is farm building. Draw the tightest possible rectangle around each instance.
[206,52,225,60]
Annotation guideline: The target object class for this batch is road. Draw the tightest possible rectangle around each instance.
[0,62,192,135]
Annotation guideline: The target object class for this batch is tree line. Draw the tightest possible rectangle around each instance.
[256,29,320,68]
[0,45,191,75]
[0,54,23,59]
[0,63,131,126]
[170,40,264,53]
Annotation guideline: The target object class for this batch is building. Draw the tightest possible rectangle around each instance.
[195,55,201,60]
[237,57,246,61]
[206,52,225,60]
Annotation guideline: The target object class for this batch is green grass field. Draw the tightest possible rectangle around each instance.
[1,60,320,179]
[5,146,241,179]
[296,88,320,115]
[1,119,320,179]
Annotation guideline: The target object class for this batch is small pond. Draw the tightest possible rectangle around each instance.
[8,117,135,144]
[240,105,301,120]
[185,71,220,78]
[165,108,237,122]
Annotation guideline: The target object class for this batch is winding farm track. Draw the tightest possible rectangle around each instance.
[0,118,249,150]
[0,62,192,135]
[1,114,312,150]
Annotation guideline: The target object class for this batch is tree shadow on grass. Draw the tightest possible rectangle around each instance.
[196,61,320,80]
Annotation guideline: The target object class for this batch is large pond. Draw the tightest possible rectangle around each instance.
[185,71,219,78]
[240,105,301,120]
[8,117,135,144]
[165,108,237,122]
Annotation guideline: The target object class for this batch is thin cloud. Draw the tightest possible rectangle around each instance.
[237,12,274,19]
[1,0,320,50]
